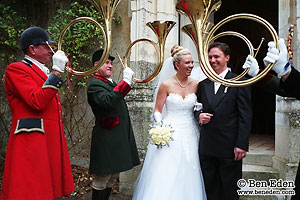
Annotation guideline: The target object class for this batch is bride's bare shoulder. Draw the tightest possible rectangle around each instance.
[161,77,175,86]
[158,78,176,93]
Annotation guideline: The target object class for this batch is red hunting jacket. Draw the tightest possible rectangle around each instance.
[1,59,74,200]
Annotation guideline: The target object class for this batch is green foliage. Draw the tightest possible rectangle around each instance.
[77,82,87,87]
[47,0,122,86]
[0,3,27,61]
[47,1,123,154]
[114,15,122,25]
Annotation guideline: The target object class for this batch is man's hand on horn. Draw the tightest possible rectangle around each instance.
[263,38,291,78]
[242,55,259,77]
[123,67,134,85]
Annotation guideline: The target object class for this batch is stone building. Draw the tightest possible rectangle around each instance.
[0,0,299,199]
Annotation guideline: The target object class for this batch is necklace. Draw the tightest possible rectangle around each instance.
[174,75,190,88]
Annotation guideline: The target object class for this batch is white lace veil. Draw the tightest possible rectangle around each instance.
[153,57,177,103]
[152,57,176,119]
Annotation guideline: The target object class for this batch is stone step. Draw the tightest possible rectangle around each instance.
[240,194,286,200]
[243,151,274,167]
[243,164,279,181]
[241,165,286,200]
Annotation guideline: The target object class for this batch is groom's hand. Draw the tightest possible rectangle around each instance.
[199,113,213,124]
[234,147,247,161]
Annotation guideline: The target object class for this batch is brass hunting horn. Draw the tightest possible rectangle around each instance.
[176,0,279,87]
[122,21,176,83]
[57,0,121,77]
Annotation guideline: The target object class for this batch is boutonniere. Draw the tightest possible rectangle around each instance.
[224,86,228,93]
[194,101,203,112]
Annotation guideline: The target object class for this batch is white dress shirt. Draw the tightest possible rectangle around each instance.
[24,55,50,76]
[106,78,113,83]
[214,68,229,94]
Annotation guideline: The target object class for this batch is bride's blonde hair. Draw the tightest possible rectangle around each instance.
[171,45,191,70]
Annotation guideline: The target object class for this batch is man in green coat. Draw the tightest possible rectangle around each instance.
[87,49,140,200]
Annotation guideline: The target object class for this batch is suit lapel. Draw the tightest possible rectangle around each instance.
[204,79,214,105]
[93,75,116,88]
[31,64,48,81]
[23,58,48,81]
[109,80,117,87]
[211,84,226,109]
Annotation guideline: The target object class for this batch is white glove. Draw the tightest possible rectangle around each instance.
[52,50,68,73]
[153,112,162,124]
[242,55,259,77]
[263,39,290,77]
[123,67,134,85]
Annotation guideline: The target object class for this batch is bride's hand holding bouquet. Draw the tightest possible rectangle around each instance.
[149,112,174,148]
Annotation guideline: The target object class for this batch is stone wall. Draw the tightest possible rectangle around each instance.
[273,0,300,187]
[121,65,155,194]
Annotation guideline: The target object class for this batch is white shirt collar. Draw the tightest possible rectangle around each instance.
[214,68,229,94]
[218,68,229,79]
[24,55,50,76]
[106,78,113,83]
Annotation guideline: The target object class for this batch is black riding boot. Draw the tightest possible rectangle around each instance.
[92,188,106,200]
[104,188,112,200]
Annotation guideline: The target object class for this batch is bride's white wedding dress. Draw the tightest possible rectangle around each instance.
[132,93,207,200]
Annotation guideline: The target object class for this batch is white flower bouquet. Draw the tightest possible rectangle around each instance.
[149,122,174,148]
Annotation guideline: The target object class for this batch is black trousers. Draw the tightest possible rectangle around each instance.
[200,155,242,200]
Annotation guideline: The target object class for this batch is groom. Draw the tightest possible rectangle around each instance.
[195,42,252,200]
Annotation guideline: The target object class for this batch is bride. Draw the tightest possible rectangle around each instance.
[132,45,207,200]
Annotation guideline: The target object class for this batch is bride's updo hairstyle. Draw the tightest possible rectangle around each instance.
[171,45,191,70]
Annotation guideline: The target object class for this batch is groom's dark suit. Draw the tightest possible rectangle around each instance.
[195,71,252,200]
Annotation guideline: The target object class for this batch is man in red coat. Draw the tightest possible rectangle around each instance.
[1,26,74,200]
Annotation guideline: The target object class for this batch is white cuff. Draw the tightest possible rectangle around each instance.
[277,63,291,78]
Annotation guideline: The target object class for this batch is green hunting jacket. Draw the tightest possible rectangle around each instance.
[87,75,140,174]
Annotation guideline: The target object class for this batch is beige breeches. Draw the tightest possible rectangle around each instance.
[91,173,119,190]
